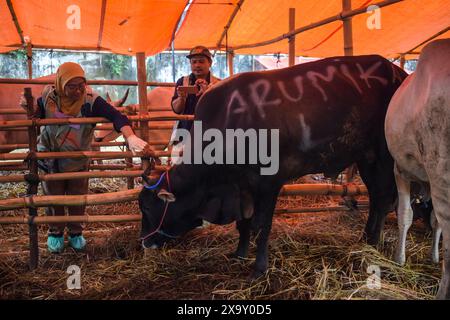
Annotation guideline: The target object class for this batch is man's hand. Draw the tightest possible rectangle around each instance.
[195,79,209,97]
[176,86,188,100]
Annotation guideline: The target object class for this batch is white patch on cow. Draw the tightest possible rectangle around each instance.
[249,79,281,119]
[356,61,388,88]
[277,76,304,102]
[340,64,363,94]
[298,114,314,152]
[306,65,338,102]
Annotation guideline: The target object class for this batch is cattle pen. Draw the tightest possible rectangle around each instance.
[1,0,447,301]
[0,84,441,300]
[0,85,370,264]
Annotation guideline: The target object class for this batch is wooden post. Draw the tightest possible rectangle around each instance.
[400,55,406,70]
[136,52,150,187]
[26,42,32,79]
[342,0,357,188]
[342,0,354,56]
[24,88,39,270]
[227,50,234,76]
[288,8,296,67]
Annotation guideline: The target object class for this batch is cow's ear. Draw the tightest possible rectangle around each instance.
[157,189,176,202]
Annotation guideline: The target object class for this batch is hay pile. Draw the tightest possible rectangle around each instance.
[0,173,442,300]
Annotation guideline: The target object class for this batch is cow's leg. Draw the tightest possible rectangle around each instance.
[430,210,442,264]
[235,218,251,258]
[437,224,450,300]
[357,156,396,245]
[393,168,413,266]
[251,185,281,278]
[430,182,450,299]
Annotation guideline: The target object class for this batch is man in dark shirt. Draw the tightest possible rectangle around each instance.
[171,46,221,141]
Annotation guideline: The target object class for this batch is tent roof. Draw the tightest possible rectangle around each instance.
[0,0,187,55]
[0,0,449,59]
[174,0,450,59]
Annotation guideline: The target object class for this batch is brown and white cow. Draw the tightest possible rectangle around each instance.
[385,38,450,299]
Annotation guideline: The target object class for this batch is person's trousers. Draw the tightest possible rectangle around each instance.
[42,177,89,235]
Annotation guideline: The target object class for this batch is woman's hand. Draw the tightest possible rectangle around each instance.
[127,134,148,155]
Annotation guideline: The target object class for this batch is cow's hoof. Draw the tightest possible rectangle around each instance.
[249,269,266,280]
[226,251,248,261]
[360,232,379,246]
[394,252,406,266]
[234,248,249,259]
[431,254,440,264]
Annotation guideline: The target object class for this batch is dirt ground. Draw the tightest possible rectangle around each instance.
[0,172,441,300]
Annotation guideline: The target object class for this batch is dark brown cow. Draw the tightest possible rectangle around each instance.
[139,55,407,277]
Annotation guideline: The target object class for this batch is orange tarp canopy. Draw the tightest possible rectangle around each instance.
[0,0,187,55]
[0,0,449,59]
[175,0,450,59]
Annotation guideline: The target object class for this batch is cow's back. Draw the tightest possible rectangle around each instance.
[386,39,450,182]
[0,74,54,147]
[197,55,406,177]
[146,86,176,150]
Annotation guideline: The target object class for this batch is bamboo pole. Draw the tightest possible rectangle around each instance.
[400,55,405,69]
[0,161,25,167]
[0,183,367,211]
[136,52,150,190]
[342,0,354,56]
[0,124,174,132]
[231,0,403,51]
[6,0,25,45]
[0,204,370,225]
[0,163,170,172]
[0,188,141,210]
[0,115,194,129]
[216,0,245,50]
[26,42,32,79]
[280,183,367,196]
[24,88,39,270]
[0,215,141,224]
[0,106,173,115]
[275,205,368,214]
[227,51,235,76]
[288,8,296,67]
[0,150,171,161]
[0,170,154,183]
[0,78,175,87]
[0,168,167,183]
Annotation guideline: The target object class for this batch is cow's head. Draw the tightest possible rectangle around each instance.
[139,171,251,249]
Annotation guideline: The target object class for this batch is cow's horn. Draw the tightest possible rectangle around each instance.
[106,92,112,103]
[157,189,176,203]
[115,88,130,107]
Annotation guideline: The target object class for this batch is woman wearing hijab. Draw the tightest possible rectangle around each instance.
[21,62,148,253]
